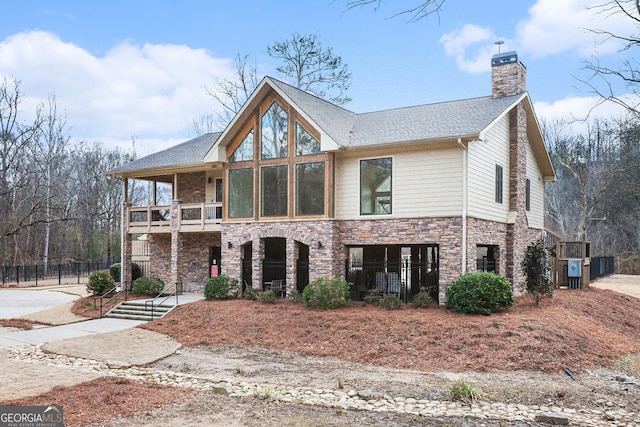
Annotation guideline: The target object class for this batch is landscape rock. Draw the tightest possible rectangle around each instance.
[535,411,569,425]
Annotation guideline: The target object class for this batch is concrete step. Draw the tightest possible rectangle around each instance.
[105,300,177,321]
[105,312,165,321]
[116,303,173,311]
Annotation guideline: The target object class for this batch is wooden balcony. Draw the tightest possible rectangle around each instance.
[127,203,222,234]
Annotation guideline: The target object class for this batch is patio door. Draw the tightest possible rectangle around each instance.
[262,237,286,288]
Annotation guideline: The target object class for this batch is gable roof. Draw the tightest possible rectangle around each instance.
[346,95,522,147]
[111,76,554,180]
[107,132,221,178]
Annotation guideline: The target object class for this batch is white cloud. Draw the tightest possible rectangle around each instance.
[534,95,629,133]
[440,0,637,74]
[439,24,498,73]
[515,0,635,59]
[0,30,234,152]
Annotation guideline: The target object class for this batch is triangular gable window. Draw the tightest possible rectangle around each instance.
[261,102,288,159]
[296,123,321,156]
[230,129,254,162]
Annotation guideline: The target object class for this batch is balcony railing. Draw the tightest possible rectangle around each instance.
[128,202,222,233]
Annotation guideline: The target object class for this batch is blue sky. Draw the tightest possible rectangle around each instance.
[0,0,633,154]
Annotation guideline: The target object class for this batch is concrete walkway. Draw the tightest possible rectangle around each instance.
[0,286,204,349]
[0,317,147,349]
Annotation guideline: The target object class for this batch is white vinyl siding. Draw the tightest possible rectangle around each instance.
[526,141,545,229]
[467,115,510,221]
[334,145,463,219]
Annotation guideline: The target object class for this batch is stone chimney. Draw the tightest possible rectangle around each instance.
[491,51,526,98]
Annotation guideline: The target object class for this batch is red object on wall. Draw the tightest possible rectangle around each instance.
[211,265,219,277]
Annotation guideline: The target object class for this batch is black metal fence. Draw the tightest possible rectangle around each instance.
[261,260,286,290]
[2,256,120,286]
[346,259,439,304]
[590,256,615,281]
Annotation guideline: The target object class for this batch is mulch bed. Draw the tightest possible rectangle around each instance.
[2,378,195,427]
[143,287,640,373]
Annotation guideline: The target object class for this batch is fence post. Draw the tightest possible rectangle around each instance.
[35,265,38,287]
[16,266,19,285]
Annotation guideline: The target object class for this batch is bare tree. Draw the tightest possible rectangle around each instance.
[544,117,639,255]
[33,95,71,269]
[0,77,44,264]
[582,1,640,115]
[267,33,352,106]
[202,53,260,131]
[190,113,218,138]
[344,0,445,23]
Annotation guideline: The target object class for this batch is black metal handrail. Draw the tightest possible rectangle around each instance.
[93,284,124,318]
[145,282,181,319]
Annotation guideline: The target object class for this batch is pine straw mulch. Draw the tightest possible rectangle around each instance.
[143,287,640,374]
[0,318,43,329]
[2,377,196,427]
[70,293,150,319]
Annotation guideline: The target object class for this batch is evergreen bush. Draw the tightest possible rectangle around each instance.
[257,290,276,304]
[412,291,432,308]
[521,239,554,305]
[243,286,258,301]
[363,289,383,305]
[445,272,514,315]
[86,271,116,295]
[379,293,402,310]
[108,262,142,282]
[287,289,303,303]
[302,278,350,309]
[204,275,239,300]
[132,276,165,295]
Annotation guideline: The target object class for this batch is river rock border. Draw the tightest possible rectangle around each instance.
[9,345,639,426]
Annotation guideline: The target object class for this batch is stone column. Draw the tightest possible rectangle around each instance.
[252,237,264,289]
[170,200,182,287]
[506,102,530,289]
[286,238,297,293]
[122,202,132,288]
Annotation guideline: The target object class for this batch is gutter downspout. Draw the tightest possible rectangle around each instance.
[458,138,467,275]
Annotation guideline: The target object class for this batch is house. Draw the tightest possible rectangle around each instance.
[109,51,556,303]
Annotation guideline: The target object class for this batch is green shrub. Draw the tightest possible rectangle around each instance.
[132,276,165,295]
[521,239,553,305]
[257,290,276,304]
[448,381,479,403]
[363,289,383,305]
[445,272,514,315]
[243,286,258,301]
[379,294,402,310]
[86,271,116,295]
[204,275,239,300]
[109,262,142,282]
[412,291,432,308]
[302,278,350,309]
[287,289,303,303]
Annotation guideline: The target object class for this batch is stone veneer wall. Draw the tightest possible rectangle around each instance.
[336,217,463,302]
[179,232,221,292]
[177,172,205,204]
[466,217,508,278]
[222,217,464,302]
[148,232,221,292]
[505,101,543,292]
[491,59,526,98]
[148,234,171,285]
[222,220,336,292]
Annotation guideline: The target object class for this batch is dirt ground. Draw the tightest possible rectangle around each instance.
[2,275,640,426]
[590,273,640,298]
